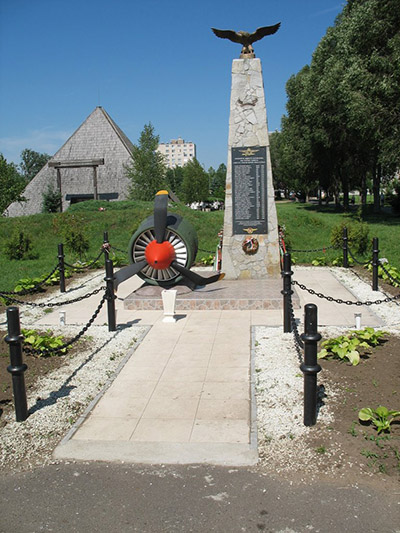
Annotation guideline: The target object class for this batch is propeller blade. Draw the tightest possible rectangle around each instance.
[154,190,169,243]
[171,260,225,286]
[113,260,147,290]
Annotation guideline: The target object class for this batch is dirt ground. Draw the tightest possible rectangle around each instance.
[307,333,400,483]
[0,333,79,428]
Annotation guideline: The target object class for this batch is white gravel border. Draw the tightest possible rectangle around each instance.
[253,266,400,478]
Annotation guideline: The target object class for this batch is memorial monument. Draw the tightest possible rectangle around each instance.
[212,25,281,279]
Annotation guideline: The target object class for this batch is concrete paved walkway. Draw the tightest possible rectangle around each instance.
[41,267,382,466]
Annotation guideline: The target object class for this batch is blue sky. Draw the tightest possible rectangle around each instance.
[0,0,344,170]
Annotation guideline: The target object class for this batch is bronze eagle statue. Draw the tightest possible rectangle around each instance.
[211,23,281,58]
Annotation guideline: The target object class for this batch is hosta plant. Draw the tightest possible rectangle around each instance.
[359,406,400,434]
[22,328,68,356]
[318,328,387,366]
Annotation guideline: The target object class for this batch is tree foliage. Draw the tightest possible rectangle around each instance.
[181,158,209,203]
[209,163,226,199]
[19,148,51,182]
[0,154,26,213]
[125,123,167,201]
[275,0,400,210]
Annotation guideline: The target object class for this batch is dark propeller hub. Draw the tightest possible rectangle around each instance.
[145,240,176,270]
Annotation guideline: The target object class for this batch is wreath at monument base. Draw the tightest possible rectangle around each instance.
[242,237,259,255]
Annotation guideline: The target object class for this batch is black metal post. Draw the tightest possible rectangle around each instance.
[342,227,349,268]
[281,252,293,333]
[58,243,66,293]
[103,231,110,262]
[5,307,28,422]
[105,258,117,331]
[300,304,322,427]
[372,237,379,291]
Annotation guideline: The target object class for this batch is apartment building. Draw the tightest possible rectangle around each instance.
[157,137,196,168]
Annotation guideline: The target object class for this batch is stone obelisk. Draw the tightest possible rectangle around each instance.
[212,26,281,279]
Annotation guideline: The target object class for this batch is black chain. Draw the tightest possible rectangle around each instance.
[22,294,107,356]
[64,249,105,270]
[347,246,371,266]
[198,248,215,254]
[110,245,128,255]
[292,279,400,306]
[379,262,400,288]
[289,297,304,364]
[287,245,335,253]
[0,263,60,296]
[0,286,105,308]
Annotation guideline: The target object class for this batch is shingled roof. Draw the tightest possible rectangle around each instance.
[6,107,134,217]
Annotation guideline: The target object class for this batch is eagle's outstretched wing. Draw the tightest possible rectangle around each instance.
[250,23,281,44]
[211,28,243,44]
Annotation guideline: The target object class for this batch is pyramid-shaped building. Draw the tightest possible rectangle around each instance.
[6,107,134,216]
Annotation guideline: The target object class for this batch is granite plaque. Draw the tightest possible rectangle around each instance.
[232,146,267,234]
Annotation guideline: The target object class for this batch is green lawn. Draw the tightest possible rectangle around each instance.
[276,201,400,268]
[0,199,398,292]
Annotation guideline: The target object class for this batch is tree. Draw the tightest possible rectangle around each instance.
[19,148,51,181]
[209,163,226,199]
[0,154,26,213]
[125,123,167,200]
[165,166,184,196]
[181,159,209,204]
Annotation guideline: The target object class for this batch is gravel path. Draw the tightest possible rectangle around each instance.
[254,266,400,480]
[1,266,398,475]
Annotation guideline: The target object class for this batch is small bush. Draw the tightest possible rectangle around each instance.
[330,220,370,254]
[52,213,90,259]
[42,186,61,213]
[3,226,37,260]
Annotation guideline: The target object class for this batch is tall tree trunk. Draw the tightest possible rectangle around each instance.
[373,161,381,213]
[342,177,349,211]
[361,175,367,205]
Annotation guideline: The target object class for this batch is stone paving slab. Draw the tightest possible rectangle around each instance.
[54,310,258,466]
[52,267,382,466]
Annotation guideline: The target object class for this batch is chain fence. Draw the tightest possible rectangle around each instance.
[292,279,400,306]
[22,293,107,356]
[347,246,371,266]
[0,286,105,308]
[288,297,304,364]
[64,249,105,270]
[109,244,128,255]
[0,263,60,296]
[379,262,400,287]
[287,245,335,253]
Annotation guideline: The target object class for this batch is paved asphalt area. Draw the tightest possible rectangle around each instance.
[0,462,399,532]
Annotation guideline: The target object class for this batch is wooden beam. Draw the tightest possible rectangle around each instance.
[48,158,104,169]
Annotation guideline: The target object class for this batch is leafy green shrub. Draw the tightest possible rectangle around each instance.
[42,186,61,213]
[3,226,37,260]
[318,327,387,365]
[311,256,328,266]
[359,406,400,434]
[22,328,68,356]
[330,220,370,254]
[52,213,90,260]
[200,254,214,266]
[332,255,354,267]
[365,261,400,287]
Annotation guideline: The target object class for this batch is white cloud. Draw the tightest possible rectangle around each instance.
[0,128,72,164]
